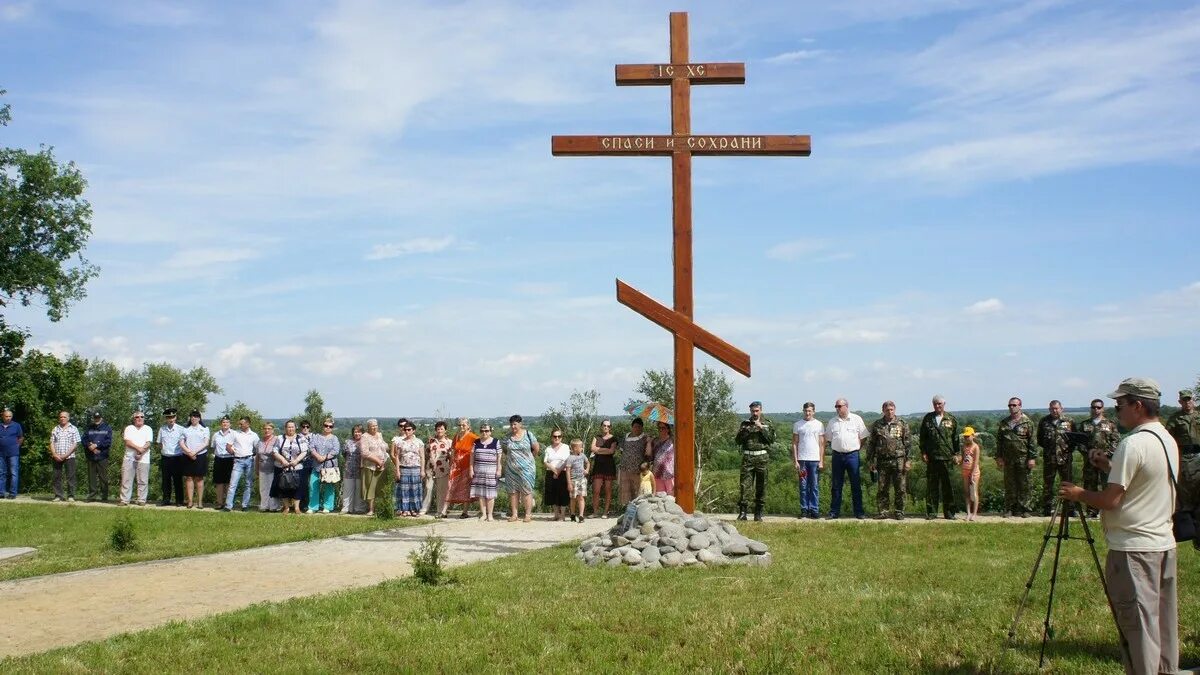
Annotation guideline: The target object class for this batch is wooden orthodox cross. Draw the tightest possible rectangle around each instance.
[551,12,810,513]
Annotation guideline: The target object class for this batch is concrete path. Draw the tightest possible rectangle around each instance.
[0,516,598,658]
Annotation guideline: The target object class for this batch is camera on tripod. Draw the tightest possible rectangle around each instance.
[1062,431,1110,461]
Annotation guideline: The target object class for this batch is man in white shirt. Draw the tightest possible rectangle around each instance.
[792,402,825,519]
[1059,377,1179,675]
[225,416,259,511]
[825,399,868,520]
[120,411,153,506]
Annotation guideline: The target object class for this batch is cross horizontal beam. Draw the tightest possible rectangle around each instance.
[552,134,810,156]
[615,279,751,377]
[615,62,745,85]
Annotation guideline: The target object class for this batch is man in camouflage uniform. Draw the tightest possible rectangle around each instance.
[1037,399,1075,516]
[996,396,1037,517]
[736,401,774,522]
[919,395,961,520]
[1166,389,1199,550]
[866,400,912,520]
[1079,398,1121,518]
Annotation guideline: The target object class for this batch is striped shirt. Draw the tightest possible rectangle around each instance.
[50,424,81,459]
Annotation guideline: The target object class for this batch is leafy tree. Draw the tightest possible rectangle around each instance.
[0,89,97,323]
[222,400,265,432]
[627,365,738,491]
[78,359,143,429]
[6,350,87,490]
[296,389,332,427]
[541,389,601,444]
[139,362,222,423]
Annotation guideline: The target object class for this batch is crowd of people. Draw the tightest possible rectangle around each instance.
[0,408,679,521]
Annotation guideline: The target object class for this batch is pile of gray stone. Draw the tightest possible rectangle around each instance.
[575,493,771,569]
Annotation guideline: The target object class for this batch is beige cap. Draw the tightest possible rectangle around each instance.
[1106,377,1161,400]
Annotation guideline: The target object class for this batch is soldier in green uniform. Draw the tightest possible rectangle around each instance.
[735,401,774,522]
[866,400,912,520]
[996,396,1037,517]
[1166,389,1199,550]
[1036,399,1075,516]
[919,395,961,520]
[1078,398,1121,518]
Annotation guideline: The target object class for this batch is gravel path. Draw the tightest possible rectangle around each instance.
[0,515,597,658]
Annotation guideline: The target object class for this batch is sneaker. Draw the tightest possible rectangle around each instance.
[136,501,147,506]
[220,507,232,512]
[894,512,905,521]
[944,513,957,521]
[736,511,748,521]
[67,497,75,503]
[854,515,865,520]
[51,497,62,502]
[825,514,838,520]
[119,501,129,507]
[874,513,891,520]
[925,514,935,521]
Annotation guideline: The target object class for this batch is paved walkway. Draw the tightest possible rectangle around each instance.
[0,516,594,658]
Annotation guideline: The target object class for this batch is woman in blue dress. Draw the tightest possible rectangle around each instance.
[500,414,539,522]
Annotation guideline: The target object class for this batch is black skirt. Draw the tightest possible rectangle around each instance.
[543,470,570,507]
[591,454,616,478]
[212,456,234,484]
[182,453,209,478]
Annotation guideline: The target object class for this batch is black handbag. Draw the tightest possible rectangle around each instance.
[277,468,300,492]
[1143,430,1195,542]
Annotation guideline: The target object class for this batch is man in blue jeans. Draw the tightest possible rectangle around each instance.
[791,402,825,518]
[0,408,23,498]
[825,398,868,519]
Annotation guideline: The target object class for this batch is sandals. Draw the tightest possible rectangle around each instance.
[458,512,470,519]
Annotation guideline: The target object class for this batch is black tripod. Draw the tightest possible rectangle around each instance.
[1006,496,1130,669]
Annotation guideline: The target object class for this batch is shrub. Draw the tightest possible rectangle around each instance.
[374,470,396,520]
[109,514,138,552]
[409,534,449,585]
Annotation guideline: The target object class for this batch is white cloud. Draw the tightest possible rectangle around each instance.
[214,342,260,376]
[812,327,890,344]
[303,346,358,376]
[273,345,304,357]
[965,298,1004,315]
[764,49,825,63]
[151,316,172,326]
[766,239,827,261]
[0,2,32,22]
[480,352,540,376]
[1062,377,1088,389]
[364,317,404,330]
[36,340,74,358]
[90,335,128,351]
[364,236,455,261]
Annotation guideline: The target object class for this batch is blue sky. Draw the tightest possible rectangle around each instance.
[2,0,1198,417]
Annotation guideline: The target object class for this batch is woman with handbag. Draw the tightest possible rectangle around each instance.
[358,419,389,517]
[340,425,365,514]
[308,418,340,513]
[270,421,309,514]
[392,421,425,517]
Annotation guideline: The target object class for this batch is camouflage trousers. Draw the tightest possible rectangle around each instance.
[926,459,955,517]
[1082,458,1109,516]
[1002,454,1033,515]
[1181,451,1200,550]
[1041,454,1073,515]
[876,463,906,514]
[738,453,769,512]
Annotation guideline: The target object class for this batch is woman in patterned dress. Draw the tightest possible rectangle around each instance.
[470,423,502,521]
[447,418,477,518]
[391,421,425,517]
[423,421,454,517]
[500,414,539,522]
[651,422,676,494]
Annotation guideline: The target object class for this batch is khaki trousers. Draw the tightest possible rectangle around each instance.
[1105,548,1178,675]
[119,457,149,504]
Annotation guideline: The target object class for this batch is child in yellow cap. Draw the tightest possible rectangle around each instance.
[961,426,982,521]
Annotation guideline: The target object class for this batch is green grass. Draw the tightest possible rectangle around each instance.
[0,503,418,580]
[6,522,1197,673]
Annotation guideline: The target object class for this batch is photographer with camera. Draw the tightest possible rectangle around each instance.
[1058,378,1179,675]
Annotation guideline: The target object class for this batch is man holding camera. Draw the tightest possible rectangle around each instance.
[736,401,774,522]
[1059,377,1178,675]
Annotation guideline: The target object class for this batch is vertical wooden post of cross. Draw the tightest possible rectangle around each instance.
[668,13,698,514]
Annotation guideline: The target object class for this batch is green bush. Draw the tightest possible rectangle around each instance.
[108,514,138,552]
[409,534,450,586]
[374,470,396,520]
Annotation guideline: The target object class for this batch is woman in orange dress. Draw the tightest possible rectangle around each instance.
[446,417,478,518]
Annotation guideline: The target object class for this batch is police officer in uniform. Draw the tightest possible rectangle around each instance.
[919,395,961,520]
[1036,399,1074,516]
[1078,398,1120,518]
[866,400,912,520]
[1166,389,1199,550]
[736,401,774,522]
[996,396,1037,517]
